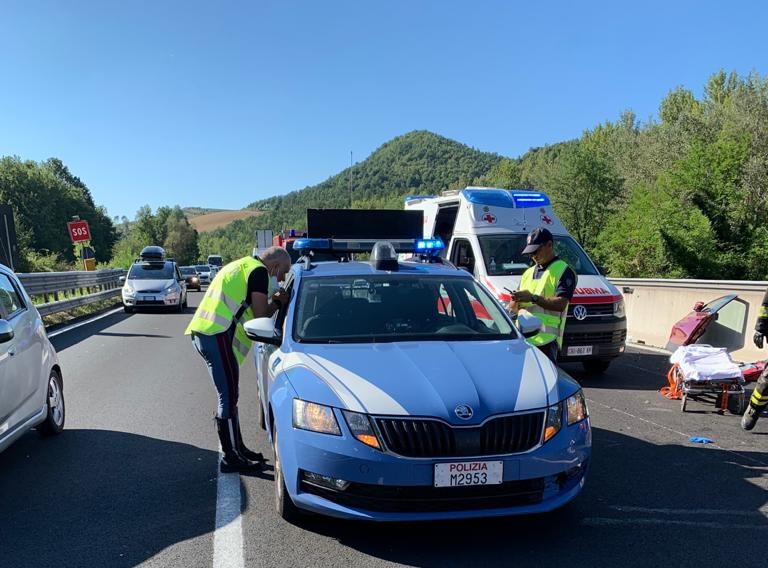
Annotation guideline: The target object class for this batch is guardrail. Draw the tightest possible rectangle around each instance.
[17,269,125,317]
[609,277,768,362]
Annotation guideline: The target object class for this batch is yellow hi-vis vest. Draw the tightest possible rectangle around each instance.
[184,256,264,366]
[518,259,570,348]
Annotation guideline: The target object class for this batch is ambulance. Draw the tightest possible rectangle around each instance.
[405,187,626,373]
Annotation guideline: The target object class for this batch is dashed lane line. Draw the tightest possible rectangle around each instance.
[213,466,244,568]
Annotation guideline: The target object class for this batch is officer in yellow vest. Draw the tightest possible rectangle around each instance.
[509,228,577,364]
[742,290,768,430]
[186,246,292,473]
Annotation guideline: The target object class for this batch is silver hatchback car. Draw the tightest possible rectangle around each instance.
[0,264,64,453]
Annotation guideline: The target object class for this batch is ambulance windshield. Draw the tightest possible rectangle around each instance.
[478,234,599,276]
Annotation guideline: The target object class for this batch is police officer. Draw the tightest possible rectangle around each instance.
[186,247,292,472]
[509,227,577,364]
[742,291,768,430]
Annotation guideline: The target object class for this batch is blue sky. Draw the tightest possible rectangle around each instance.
[1,1,767,219]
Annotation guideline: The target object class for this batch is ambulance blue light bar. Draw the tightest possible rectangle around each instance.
[511,192,551,207]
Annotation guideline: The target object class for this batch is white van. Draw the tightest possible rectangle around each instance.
[406,187,626,373]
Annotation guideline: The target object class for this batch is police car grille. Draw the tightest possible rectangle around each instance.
[375,413,544,458]
[480,413,544,454]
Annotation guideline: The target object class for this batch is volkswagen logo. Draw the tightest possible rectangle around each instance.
[573,305,588,321]
[454,404,473,420]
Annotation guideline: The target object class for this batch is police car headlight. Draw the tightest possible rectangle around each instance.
[566,390,588,425]
[614,299,626,318]
[342,410,381,450]
[293,399,341,435]
[543,402,563,443]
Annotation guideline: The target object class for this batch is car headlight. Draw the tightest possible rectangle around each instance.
[165,284,178,293]
[191,277,198,282]
[566,390,589,425]
[342,410,381,450]
[543,402,563,443]
[123,286,135,296]
[614,299,625,318]
[293,399,341,435]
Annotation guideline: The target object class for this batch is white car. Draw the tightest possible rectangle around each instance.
[122,259,188,313]
[194,264,212,285]
[0,264,64,453]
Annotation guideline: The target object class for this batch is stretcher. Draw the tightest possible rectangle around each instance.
[661,346,746,414]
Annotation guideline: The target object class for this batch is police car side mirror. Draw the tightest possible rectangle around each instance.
[244,317,281,346]
[517,312,542,339]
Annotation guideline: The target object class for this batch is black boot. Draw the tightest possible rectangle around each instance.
[216,417,263,473]
[234,414,264,463]
[742,405,760,431]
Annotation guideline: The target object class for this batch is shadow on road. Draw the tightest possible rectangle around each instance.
[48,311,133,352]
[281,427,767,568]
[0,429,224,568]
[565,349,672,391]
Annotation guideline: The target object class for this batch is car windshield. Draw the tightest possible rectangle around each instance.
[128,262,174,280]
[195,265,210,272]
[478,234,598,276]
[294,274,516,343]
[180,267,197,275]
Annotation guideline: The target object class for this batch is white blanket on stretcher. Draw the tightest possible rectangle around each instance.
[669,345,742,382]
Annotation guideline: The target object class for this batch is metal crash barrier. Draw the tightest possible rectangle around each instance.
[18,269,125,317]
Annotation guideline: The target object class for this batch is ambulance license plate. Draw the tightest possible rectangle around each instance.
[568,346,593,356]
[434,461,503,488]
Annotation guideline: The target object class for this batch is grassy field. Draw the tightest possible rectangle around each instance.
[187,209,261,233]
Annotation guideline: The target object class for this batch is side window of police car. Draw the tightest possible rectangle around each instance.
[0,273,25,320]
[274,272,295,336]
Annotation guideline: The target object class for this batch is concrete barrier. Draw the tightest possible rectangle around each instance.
[611,278,767,363]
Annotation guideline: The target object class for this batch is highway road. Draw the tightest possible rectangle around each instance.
[2,291,767,568]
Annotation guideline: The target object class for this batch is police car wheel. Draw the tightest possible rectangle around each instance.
[273,429,300,523]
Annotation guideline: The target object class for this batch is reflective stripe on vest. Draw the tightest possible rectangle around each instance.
[185,256,265,365]
[518,259,570,348]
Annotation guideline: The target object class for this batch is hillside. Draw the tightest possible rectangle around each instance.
[198,130,503,260]
[187,209,261,233]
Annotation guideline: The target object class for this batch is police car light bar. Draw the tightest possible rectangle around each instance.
[293,237,444,254]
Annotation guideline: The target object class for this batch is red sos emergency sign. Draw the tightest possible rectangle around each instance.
[67,220,91,242]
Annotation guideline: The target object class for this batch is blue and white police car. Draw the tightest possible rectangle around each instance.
[245,237,590,522]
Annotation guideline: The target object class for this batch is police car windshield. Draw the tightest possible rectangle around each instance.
[294,274,516,343]
[478,234,599,276]
[128,262,175,280]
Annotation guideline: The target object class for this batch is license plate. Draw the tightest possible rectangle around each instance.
[144,296,155,301]
[434,461,503,488]
[567,345,593,356]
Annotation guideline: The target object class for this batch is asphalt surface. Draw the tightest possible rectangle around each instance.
[2,292,767,568]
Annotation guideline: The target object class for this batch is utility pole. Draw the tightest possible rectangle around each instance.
[349,151,353,208]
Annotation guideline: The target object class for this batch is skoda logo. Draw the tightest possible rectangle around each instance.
[454,404,473,420]
[573,305,588,321]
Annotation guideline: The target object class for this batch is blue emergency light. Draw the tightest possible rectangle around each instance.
[293,237,443,254]
[511,192,551,207]
[292,238,330,252]
[415,238,444,252]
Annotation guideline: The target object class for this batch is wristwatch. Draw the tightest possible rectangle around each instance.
[531,294,540,305]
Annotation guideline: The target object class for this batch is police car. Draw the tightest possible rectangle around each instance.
[245,232,591,522]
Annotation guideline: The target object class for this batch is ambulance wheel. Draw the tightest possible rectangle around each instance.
[582,360,611,375]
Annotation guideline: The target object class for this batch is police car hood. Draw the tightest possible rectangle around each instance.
[281,341,563,424]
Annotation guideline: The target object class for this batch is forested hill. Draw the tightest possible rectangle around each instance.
[200,131,503,260]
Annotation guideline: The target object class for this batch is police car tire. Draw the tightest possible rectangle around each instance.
[273,429,300,523]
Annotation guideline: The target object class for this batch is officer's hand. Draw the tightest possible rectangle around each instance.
[754,332,765,349]
[511,289,532,303]
[272,288,291,307]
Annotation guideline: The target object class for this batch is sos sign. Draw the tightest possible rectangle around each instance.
[67,220,91,242]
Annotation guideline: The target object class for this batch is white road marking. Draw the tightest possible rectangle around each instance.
[213,467,244,568]
[610,505,768,518]
[582,517,768,531]
[586,397,768,467]
[47,307,124,338]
